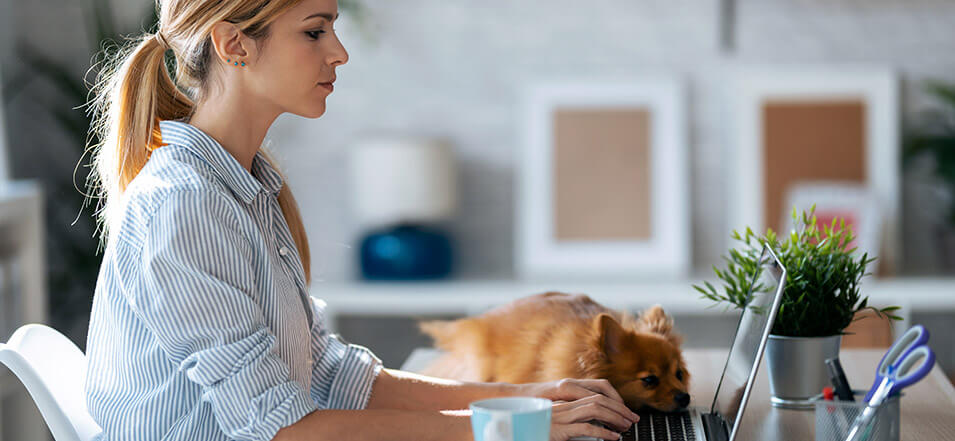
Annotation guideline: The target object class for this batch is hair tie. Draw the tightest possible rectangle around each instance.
[154,32,170,50]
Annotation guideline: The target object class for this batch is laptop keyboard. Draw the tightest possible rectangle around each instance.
[621,411,696,441]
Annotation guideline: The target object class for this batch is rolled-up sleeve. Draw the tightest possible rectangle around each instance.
[308,297,383,410]
[127,189,317,441]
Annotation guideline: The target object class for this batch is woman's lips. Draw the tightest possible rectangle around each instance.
[319,82,334,92]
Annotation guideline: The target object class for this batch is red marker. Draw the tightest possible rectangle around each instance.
[822,386,835,401]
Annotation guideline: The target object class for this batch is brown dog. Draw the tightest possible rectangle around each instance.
[418,292,691,412]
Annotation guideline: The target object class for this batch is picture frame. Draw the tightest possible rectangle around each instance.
[783,182,882,264]
[727,66,899,273]
[516,77,689,280]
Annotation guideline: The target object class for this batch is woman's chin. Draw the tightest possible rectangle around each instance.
[296,104,327,119]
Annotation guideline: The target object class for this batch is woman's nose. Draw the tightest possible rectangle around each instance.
[329,35,349,66]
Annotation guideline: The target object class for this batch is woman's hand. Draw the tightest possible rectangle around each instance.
[517,378,625,406]
[550,395,633,440]
[516,379,639,441]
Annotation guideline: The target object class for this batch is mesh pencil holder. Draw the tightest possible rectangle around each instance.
[814,391,901,441]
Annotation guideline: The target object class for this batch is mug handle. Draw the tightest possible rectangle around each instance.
[483,412,512,441]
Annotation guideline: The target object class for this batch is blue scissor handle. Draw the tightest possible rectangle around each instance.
[886,345,935,393]
[864,324,931,402]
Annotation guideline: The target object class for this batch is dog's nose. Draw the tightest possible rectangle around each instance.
[674,393,690,408]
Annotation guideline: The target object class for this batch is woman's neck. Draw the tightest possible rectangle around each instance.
[187,91,281,173]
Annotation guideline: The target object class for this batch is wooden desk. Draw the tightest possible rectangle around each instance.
[401,348,955,440]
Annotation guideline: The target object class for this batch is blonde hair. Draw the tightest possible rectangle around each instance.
[87,0,313,283]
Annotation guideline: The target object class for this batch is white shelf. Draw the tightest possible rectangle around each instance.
[309,276,954,331]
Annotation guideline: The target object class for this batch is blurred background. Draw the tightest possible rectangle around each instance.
[1,0,954,438]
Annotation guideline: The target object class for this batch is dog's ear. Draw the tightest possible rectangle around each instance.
[593,313,627,357]
[636,305,683,347]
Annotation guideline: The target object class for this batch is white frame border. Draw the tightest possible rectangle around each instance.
[516,76,690,280]
[728,66,899,273]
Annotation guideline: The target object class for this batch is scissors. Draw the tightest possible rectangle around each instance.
[844,325,935,441]
[863,324,931,402]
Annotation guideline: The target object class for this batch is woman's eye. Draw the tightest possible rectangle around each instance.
[305,30,325,40]
[641,376,659,387]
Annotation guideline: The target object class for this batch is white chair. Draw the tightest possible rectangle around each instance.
[0,324,103,441]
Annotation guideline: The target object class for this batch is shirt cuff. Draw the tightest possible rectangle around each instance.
[238,374,317,441]
[311,331,384,410]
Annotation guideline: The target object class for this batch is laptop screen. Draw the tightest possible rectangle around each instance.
[709,246,786,440]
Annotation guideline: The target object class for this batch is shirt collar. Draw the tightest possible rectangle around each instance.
[158,119,284,204]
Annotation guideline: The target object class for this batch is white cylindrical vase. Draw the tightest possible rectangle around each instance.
[349,136,458,228]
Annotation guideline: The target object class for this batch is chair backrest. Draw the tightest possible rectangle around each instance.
[0,324,103,441]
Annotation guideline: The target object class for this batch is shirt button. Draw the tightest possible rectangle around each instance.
[279,246,291,256]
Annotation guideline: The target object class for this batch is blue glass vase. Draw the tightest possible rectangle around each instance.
[359,224,454,280]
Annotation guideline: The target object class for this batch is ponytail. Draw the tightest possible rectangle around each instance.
[87,32,191,250]
[87,3,314,284]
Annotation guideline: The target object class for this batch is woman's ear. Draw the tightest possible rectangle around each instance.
[209,21,254,66]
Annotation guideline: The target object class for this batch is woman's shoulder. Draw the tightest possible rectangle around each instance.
[117,150,248,245]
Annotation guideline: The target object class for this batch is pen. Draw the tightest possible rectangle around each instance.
[826,357,855,401]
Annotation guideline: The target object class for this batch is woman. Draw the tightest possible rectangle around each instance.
[84,0,639,440]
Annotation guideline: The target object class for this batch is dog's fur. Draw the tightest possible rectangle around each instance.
[418,292,691,412]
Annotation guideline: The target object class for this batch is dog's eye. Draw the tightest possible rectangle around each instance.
[676,369,684,381]
[641,376,659,387]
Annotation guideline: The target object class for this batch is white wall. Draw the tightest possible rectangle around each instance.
[5,0,955,282]
[269,0,955,281]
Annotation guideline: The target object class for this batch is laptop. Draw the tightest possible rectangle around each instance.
[576,244,787,441]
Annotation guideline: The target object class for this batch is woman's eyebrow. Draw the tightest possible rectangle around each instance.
[303,12,338,21]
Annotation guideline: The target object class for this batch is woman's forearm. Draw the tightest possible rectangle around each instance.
[366,368,520,411]
[273,368,521,440]
[274,408,473,441]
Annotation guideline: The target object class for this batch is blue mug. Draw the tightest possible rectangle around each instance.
[470,397,552,441]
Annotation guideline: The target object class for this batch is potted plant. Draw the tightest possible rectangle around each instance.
[694,206,902,408]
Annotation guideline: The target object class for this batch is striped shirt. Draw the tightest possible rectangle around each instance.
[85,119,382,441]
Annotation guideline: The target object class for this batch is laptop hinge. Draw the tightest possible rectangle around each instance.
[701,413,730,441]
